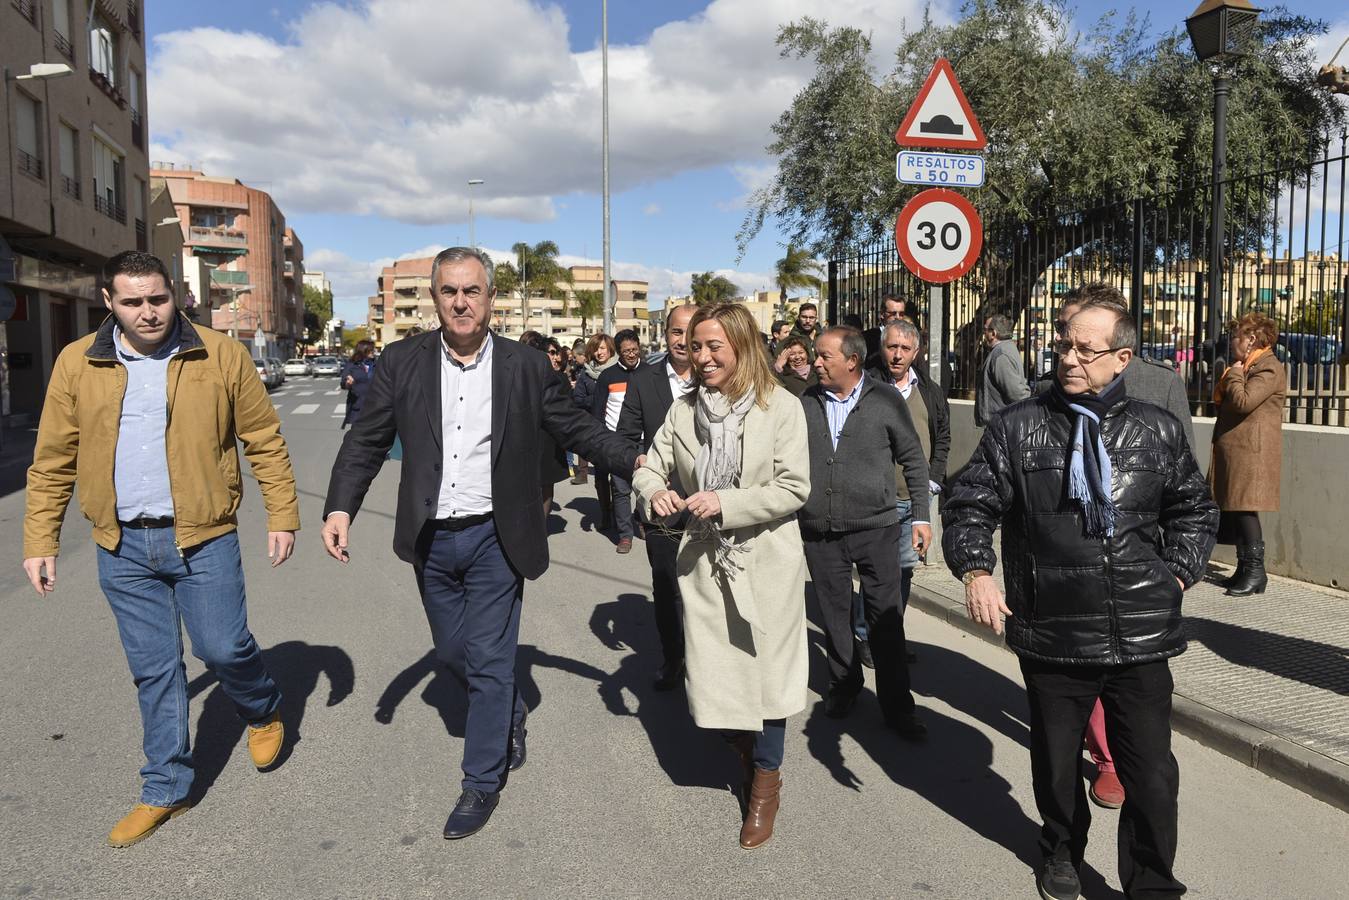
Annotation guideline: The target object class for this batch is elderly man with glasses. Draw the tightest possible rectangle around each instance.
[943,302,1217,900]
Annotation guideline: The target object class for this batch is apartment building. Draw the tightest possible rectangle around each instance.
[368,259,652,348]
[663,291,804,337]
[151,165,304,359]
[1,0,150,421]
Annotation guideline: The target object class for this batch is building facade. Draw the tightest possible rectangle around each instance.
[368,259,652,348]
[150,164,304,359]
[1,0,150,422]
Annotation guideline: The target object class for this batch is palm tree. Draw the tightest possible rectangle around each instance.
[691,271,739,305]
[774,244,822,314]
[573,289,605,334]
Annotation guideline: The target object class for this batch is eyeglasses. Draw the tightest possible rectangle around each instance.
[1053,340,1124,363]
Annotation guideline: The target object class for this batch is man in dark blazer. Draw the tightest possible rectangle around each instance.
[616,304,696,690]
[321,247,639,840]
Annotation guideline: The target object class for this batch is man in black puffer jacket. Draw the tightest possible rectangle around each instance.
[942,305,1218,900]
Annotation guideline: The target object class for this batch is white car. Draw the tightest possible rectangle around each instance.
[283,358,312,376]
[253,358,280,389]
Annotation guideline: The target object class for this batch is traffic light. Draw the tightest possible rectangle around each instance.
[1317,64,1349,95]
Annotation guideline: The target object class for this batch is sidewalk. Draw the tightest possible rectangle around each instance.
[909,545,1349,814]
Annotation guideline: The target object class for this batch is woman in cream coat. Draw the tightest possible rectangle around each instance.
[632,302,810,851]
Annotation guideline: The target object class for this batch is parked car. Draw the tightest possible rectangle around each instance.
[284,357,312,377]
[253,357,280,390]
[311,355,342,376]
[266,358,286,386]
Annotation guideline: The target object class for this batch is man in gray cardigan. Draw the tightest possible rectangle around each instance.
[799,327,933,739]
[1037,285,1197,453]
[976,313,1032,426]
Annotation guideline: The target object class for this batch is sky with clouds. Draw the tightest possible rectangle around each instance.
[145,0,1347,323]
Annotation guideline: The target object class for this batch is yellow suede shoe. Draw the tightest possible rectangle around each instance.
[247,712,284,770]
[108,802,190,848]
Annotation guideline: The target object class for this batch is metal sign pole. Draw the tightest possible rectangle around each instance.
[928,285,944,386]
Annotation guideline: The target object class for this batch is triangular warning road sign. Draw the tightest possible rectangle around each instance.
[895,57,987,150]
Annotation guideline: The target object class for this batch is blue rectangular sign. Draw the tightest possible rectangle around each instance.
[896,151,985,187]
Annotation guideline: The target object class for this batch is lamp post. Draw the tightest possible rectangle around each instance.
[1186,0,1261,387]
[467,178,484,248]
[601,0,613,334]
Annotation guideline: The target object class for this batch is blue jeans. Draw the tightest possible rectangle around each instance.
[97,528,280,806]
[415,522,527,793]
[853,500,918,641]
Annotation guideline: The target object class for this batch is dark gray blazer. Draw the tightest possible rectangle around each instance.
[323,331,638,578]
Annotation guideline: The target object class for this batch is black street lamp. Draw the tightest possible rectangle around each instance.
[1186,0,1261,392]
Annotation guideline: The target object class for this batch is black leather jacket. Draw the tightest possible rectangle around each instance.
[942,392,1219,666]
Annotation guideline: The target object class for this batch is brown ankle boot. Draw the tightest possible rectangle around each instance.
[738,768,781,850]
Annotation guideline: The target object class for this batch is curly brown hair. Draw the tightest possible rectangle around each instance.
[1232,312,1278,350]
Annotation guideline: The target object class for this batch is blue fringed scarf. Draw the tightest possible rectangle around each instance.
[1052,375,1126,538]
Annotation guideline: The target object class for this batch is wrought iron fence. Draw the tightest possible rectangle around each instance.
[828,131,1349,425]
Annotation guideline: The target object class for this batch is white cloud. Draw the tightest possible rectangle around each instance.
[149,0,939,227]
[642,202,662,216]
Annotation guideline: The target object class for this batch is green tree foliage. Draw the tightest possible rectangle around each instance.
[691,271,740,305]
[775,243,823,298]
[572,289,605,333]
[494,261,520,296]
[740,0,1344,311]
[341,325,369,352]
[301,283,334,345]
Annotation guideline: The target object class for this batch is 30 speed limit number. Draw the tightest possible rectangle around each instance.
[895,189,983,283]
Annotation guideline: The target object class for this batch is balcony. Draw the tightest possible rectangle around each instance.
[130,109,144,149]
[12,0,36,25]
[16,149,43,180]
[134,218,146,251]
[188,225,247,247]
[94,194,126,224]
[126,1,141,40]
[88,68,126,108]
[283,260,295,278]
[61,175,81,199]
[54,31,74,61]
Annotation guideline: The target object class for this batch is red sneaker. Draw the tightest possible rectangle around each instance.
[1090,770,1125,809]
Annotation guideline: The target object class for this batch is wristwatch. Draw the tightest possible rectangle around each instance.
[961,570,990,585]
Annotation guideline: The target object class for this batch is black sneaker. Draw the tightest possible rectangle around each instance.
[1037,858,1081,900]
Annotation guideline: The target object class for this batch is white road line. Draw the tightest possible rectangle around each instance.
[334,403,347,415]
[325,390,342,396]
[298,391,315,396]
[292,403,320,415]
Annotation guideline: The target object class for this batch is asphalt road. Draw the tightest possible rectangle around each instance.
[1,376,1345,899]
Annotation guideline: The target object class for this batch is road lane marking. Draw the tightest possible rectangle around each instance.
[298,391,315,396]
[334,403,347,414]
[292,404,320,415]
[325,390,342,396]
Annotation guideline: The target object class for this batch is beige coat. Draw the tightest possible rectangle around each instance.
[633,385,811,731]
[1209,351,1285,512]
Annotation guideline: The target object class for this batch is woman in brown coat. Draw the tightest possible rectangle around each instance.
[1208,312,1285,596]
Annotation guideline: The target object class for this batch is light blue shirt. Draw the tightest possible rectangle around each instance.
[113,325,179,521]
[824,376,865,450]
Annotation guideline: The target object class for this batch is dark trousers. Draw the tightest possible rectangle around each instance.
[1019,658,1185,899]
[610,472,635,540]
[722,719,787,770]
[644,525,685,666]
[415,522,528,794]
[803,522,914,720]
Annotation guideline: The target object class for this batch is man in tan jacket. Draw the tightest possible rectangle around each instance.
[22,250,300,848]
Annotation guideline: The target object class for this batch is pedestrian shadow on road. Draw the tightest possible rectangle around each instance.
[564,496,603,533]
[1186,616,1349,696]
[589,593,733,791]
[186,641,355,805]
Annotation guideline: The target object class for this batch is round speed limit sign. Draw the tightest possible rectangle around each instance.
[895,189,983,283]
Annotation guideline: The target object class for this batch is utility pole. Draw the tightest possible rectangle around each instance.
[601,0,613,334]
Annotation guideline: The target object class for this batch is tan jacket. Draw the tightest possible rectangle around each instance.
[1209,351,1285,512]
[632,384,811,731]
[24,314,300,558]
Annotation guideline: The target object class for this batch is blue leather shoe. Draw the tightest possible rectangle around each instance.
[443,789,499,840]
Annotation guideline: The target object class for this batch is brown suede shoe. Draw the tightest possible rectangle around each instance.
[739,768,782,850]
[247,712,284,770]
[108,802,190,848]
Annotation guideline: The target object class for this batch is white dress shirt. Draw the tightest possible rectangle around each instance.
[666,361,694,399]
[436,333,495,518]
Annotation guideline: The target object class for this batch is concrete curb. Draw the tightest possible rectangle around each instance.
[906,583,1349,815]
